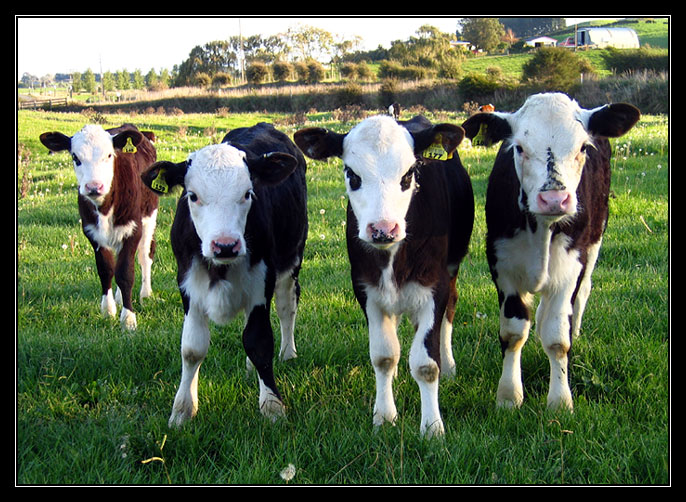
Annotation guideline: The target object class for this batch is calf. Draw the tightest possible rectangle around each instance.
[40,124,158,330]
[295,115,474,436]
[141,122,308,427]
[462,93,640,411]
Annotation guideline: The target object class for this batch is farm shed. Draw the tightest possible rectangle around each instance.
[525,36,558,48]
[575,27,640,48]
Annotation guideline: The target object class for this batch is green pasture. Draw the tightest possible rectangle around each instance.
[16,108,668,485]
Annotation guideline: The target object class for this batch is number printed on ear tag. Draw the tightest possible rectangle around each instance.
[150,167,168,194]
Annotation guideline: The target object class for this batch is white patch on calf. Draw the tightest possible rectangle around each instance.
[342,116,418,247]
[84,206,138,254]
[70,125,118,205]
[183,144,254,265]
[502,94,595,219]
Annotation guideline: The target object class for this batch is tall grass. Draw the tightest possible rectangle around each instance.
[16,108,668,485]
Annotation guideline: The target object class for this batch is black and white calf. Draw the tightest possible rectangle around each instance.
[295,115,474,436]
[40,124,158,330]
[462,93,640,411]
[142,122,308,427]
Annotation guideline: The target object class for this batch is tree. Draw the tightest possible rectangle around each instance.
[459,18,505,53]
[286,25,335,62]
[82,68,97,93]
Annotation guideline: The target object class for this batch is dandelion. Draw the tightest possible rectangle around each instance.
[280,463,296,483]
[319,208,326,215]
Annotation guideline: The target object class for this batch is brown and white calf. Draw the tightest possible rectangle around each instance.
[40,124,158,330]
[141,122,308,427]
[295,115,474,436]
[462,93,640,411]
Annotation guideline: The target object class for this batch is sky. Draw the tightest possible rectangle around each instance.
[16,16,599,80]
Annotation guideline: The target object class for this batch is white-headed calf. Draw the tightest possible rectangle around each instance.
[462,93,640,411]
[295,115,474,436]
[142,123,308,427]
[40,124,158,330]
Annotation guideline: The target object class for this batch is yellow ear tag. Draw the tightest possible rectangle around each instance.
[122,137,137,154]
[150,167,169,194]
[471,124,488,147]
[421,133,453,161]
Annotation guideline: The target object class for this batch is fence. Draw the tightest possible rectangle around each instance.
[18,97,68,110]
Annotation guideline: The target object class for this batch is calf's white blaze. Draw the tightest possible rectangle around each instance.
[342,116,418,246]
[70,125,117,204]
[183,144,254,265]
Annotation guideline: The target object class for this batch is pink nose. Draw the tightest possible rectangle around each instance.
[85,182,104,195]
[368,221,400,244]
[211,237,242,258]
[537,190,571,214]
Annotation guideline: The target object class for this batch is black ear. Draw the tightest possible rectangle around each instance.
[293,128,346,160]
[411,124,465,160]
[247,152,298,188]
[462,113,513,147]
[587,103,640,138]
[39,131,71,152]
[112,130,144,153]
[141,160,188,195]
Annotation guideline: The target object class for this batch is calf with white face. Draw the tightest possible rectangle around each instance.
[295,116,474,436]
[40,124,158,330]
[462,93,640,411]
[142,123,308,427]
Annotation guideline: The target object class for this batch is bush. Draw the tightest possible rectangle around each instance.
[306,60,326,84]
[211,72,232,87]
[246,62,269,85]
[458,73,502,102]
[194,72,212,88]
[272,61,294,82]
[378,60,431,80]
[340,62,358,80]
[522,47,585,93]
[601,47,669,73]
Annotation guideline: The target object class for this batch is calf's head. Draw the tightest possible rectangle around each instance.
[462,93,640,220]
[40,125,145,206]
[295,115,464,250]
[142,143,297,265]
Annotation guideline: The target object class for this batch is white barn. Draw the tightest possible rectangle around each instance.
[576,27,640,49]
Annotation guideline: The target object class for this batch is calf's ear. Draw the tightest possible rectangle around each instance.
[461,113,513,147]
[39,131,71,152]
[141,160,188,195]
[293,128,345,160]
[412,123,465,159]
[247,152,298,188]
[112,130,144,152]
[584,103,640,138]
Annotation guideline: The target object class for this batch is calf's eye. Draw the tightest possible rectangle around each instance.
[345,166,361,191]
[400,167,415,191]
[187,191,198,203]
[72,153,81,166]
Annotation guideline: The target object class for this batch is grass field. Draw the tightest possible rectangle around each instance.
[16,107,669,485]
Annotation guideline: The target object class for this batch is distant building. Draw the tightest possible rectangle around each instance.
[575,27,640,49]
[524,36,558,48]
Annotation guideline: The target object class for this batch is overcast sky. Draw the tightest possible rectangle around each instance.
[16,16,600,79]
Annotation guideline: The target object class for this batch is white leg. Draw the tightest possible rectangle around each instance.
[496,294,531,409]
[258,377,286,421]
[138,210,157,300]
[537,292,575,411]
[101,288,117,318]
[439,313,456,378]
[169,305,210,427]
[120,307,137,331]
[571,239,601,339]
[409,297,444,437]
[274,270,298,361]
[367,302,400,428]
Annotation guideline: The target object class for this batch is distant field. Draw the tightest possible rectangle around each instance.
[17,108,668,485]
